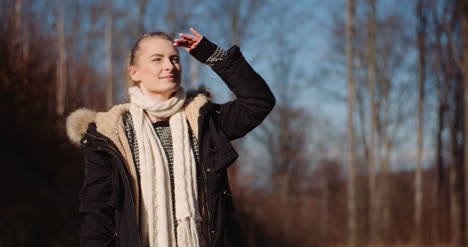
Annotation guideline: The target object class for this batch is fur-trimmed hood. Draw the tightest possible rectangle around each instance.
[66,88,211,146]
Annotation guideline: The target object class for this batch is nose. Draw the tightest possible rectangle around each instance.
[163,58,175,71]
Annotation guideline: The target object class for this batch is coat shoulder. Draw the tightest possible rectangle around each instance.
[66,108,97,145]
[184,85,213,116]
[186,85,212,101]
[66,104,130,145]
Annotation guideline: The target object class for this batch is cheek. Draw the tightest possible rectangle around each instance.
[141,64,161,75]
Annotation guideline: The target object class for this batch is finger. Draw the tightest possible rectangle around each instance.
[173,42,191,48]
[173,39,192,47]
[178,33,198,42]
[190,27,203,38]
[173,38,191,44]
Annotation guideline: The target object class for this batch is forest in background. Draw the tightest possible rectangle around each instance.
[2,0,468,246]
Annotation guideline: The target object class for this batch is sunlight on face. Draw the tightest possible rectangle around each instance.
[129,37,182,101]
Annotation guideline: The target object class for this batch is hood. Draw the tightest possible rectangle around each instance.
[66,87,212,146]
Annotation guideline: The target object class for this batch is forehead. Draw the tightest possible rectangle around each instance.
[138,37,178,57]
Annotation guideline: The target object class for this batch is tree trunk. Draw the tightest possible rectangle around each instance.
[15,0,29,62]
[137,0,149,34]
[433,4,455,241]
[14,0,22,57]
[435,56,445,245]
[380,128,392,242]
[415,0,426,244]
[346,0,357,246]
[461,0,468,245]
[55,10,67,116]
[105,6,113,110]
[281,172,291,237]
[450,141,462,247]
[320,168,329,246]
[366,0,378,245]
[434,25,447,243]
[166,0,176,38]
[230,0,241,46]
[450,79,463,247]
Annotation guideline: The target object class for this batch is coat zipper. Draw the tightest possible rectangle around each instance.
[86,133,141,247]
[198,104,215,246]
[200,156,211,245]
[197,132,212,246]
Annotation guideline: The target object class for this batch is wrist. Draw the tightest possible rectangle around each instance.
[190,37,218,64]
[190,37,227,66]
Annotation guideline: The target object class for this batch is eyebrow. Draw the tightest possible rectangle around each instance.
[149,54,179,58]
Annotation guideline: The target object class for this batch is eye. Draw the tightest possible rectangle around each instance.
[171,57,180,63]
[152,58,162,62]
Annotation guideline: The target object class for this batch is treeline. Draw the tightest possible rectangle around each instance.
[235,0,468,246]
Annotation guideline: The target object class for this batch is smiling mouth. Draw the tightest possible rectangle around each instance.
[160,75,176,80]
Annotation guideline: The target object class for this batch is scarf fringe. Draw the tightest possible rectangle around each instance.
[177,218,201,247]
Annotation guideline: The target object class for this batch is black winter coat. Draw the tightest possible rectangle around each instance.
[71,45,275,247]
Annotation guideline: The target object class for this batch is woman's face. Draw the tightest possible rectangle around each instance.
[129,37,182,101]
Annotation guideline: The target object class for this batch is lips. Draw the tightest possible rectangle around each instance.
[160,74,176,80]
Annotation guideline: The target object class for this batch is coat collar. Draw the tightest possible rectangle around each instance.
[66,87,212,146]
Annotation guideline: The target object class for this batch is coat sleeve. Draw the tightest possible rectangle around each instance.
[78,145,117,247]
[211,46,276,140]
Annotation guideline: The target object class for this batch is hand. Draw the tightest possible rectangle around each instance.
[173,27,203,52]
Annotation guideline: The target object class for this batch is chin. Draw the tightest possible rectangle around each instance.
[168,82,180,90]
[141,80,181,96]
[172,82,182,91]
[165,84,181,95]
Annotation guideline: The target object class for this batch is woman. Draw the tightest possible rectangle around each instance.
[66,28,275,247]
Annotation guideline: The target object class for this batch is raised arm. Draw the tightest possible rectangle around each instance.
[174,28,276,140]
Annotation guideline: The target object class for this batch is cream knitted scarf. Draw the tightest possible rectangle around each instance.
[129,86,201,247]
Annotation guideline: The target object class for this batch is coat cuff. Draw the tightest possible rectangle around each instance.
[190,37,227,67]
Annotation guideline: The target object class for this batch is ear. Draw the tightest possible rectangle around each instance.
[128,65,140,82]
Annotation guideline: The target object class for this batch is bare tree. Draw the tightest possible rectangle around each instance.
[217,0,265,46]
[414,0,427,244]
[366,0,378,245]
[136,0,149,34]
[431,2,450,242]
[446,12,464,240]
[449,69,464,247]
[201,0,266,49]
[346,0,357,246]
[461,0,468,245]
[250,30,310,245]
[55,8,67,116]
[14,0,29,61]
[14,0,22,36]
[325,4,416,244]
[445,1,466,246]
[105,1,113,110]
